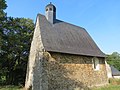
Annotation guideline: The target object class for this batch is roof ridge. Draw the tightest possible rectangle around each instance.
[38,13,85,30]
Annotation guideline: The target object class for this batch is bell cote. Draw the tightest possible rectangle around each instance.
[45,2,56,24]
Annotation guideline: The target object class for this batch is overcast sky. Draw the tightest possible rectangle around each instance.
[5,0,120,54]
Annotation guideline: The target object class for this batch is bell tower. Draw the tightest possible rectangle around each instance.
[45,2,56,24]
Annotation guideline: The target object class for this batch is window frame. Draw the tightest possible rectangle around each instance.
[92,57,100,71]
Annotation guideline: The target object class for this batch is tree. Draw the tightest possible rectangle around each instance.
[0,0,34,85]
[106,52,120,71]
[0,0,7,52]
[0,0,7,85]
[1,17,34,85]
[0,0,7,17]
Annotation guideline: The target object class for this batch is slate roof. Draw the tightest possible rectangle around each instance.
[110,66,120,76]
[38,14,105,57]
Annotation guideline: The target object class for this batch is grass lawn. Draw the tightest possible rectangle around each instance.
[92,85,120,90]
[0,86,22,90]
[92,79,120,90]
[1,77,120,90]
[0,85,120,90]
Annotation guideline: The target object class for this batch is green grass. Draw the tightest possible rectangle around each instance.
[0,86,22,90]
[0,81,120,90]
[92,78,120,90]
[92,85,120,90]
[109,78,120,85]
[1,85,120,90]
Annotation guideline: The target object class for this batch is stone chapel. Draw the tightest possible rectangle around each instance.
[25,3,108,90]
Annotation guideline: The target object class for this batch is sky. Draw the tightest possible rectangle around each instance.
[5,0,120,54]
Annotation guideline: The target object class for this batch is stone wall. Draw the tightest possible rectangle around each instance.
[25,16,45,90]
[30,51,108,90]
[105,61,112,78]
[45,52,108,90]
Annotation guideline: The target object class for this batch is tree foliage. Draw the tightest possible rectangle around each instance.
[0,17,34,85]
[0,0,34,85]
[106,52,120,71]
[0,0,7,17]
[0,0,7,52]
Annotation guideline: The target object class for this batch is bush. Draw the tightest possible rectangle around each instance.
[109,78,120,85]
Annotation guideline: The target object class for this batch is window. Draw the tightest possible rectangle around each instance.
[46,8,48,11]
[49,8,52,11]
[92,57,100,71]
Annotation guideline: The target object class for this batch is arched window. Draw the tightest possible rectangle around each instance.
[46,8,48,11]
[92,57,100,71]
[49,8,52,11]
